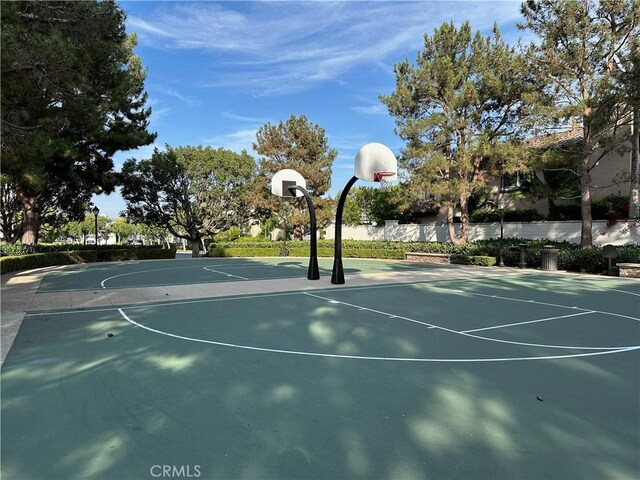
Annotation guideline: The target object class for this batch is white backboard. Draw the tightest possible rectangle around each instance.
[354,143,398,183]
[271,169,306,197]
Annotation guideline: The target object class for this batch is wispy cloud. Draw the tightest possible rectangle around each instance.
[157,87,200,106]
[127,1,524,96]
[351,104,387,116]
[203,129,258,155]
[221,111,269,123]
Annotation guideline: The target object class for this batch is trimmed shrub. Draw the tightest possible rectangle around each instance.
[470,208,545,223]
[0,247,176,274]
[617,245,640,263]
[0,251,96,274]
[98,247,176,262]
[547,204,581,221]
[205,238,640,275]
[558,248,607,274]
[592,195,629,220]
[450,255,497,266]
[0,243,161,257]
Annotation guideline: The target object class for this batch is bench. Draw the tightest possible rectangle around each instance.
[617,263,640,278]
[405,252,450,264]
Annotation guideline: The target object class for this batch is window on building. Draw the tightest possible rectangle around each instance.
[500,172,522,192]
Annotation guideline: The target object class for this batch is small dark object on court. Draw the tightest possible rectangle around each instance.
[107,332,114,338]
[166,293,169,295]
[536,395,544,401]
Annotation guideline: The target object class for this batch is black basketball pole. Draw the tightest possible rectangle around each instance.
[288,185,320,280]
[331,175,359,284]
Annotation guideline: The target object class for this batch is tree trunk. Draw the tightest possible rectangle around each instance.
[580,151,593,248]
[446,206,464,245]
[191,238,201,258]
[458,196,470,243]
[629,105,639,219]
[19,194,41,244]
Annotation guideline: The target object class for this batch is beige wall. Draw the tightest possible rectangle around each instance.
[487,140,632,215]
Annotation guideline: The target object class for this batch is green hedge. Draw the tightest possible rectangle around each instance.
[97,247,176,262]
[0,243,162,257]
[470,208,545,223]
[0,251,97,274]
[208,245,403,260]
[450,255,497,266]
[0,247,176,274]
[207,239,640,274]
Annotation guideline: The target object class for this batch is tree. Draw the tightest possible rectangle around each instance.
[121,146,256,257]
[1,1,155,244]
[109,217,136,244]
[252,115,336,239]
[343,186,410,226]
[381,22,542,243]
[615,35,640,218]
[0,175,22,243]
[64,213,109,244]
[520,0,639,246]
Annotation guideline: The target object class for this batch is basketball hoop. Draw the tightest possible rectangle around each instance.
[374,171,395,191]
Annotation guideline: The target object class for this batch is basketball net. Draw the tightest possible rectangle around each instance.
[373,172,394,192]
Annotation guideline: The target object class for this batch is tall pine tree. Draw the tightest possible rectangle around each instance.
[1,1,155,243]
[252,115,335,240]
[381,22,542,243]
[520,0,639,246]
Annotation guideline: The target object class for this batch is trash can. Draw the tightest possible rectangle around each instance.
[540,245,559,271]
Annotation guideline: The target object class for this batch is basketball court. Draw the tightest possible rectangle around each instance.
[2,257,639,479]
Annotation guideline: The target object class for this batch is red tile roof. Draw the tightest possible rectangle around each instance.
[527,127,583,148]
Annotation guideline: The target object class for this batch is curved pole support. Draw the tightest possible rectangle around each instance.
[331,175,359,284]
[288,185,320,280]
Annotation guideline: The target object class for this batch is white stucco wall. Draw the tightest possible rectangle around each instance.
[325,220,639,246]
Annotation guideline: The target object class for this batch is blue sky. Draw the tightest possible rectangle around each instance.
[94,0,526,218]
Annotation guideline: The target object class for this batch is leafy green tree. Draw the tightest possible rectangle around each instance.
[0,175,22,243]
[121,146,256,257]
[1,1,155,244]
[343,186,410,226]
[614,35,640,218]
[520,0,639,245]
[381,22,541,243]
[134,223,171,247]
[252,115,336,239]
[64,213,108,244]
[109,217,136,244]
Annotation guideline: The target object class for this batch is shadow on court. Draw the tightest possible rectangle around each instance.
[35,257,444,292]
[2,275,639,480]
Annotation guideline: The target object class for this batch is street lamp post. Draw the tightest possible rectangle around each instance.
[498,202,505,267]
[92,206,99,259]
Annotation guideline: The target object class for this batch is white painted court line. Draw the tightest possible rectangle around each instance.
[303,292,437,329]
[203,266,249,280]
[117,308,639,363]
[99,261,279,288]
[305,292,635,350]
[607,288,640,297]
[461,311,596,333]
[432,286,640,322]
[101,265,197,288]
[25,291,304,316]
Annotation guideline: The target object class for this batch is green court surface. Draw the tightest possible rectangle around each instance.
[2,264,639,479]
[36,257,442,292]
